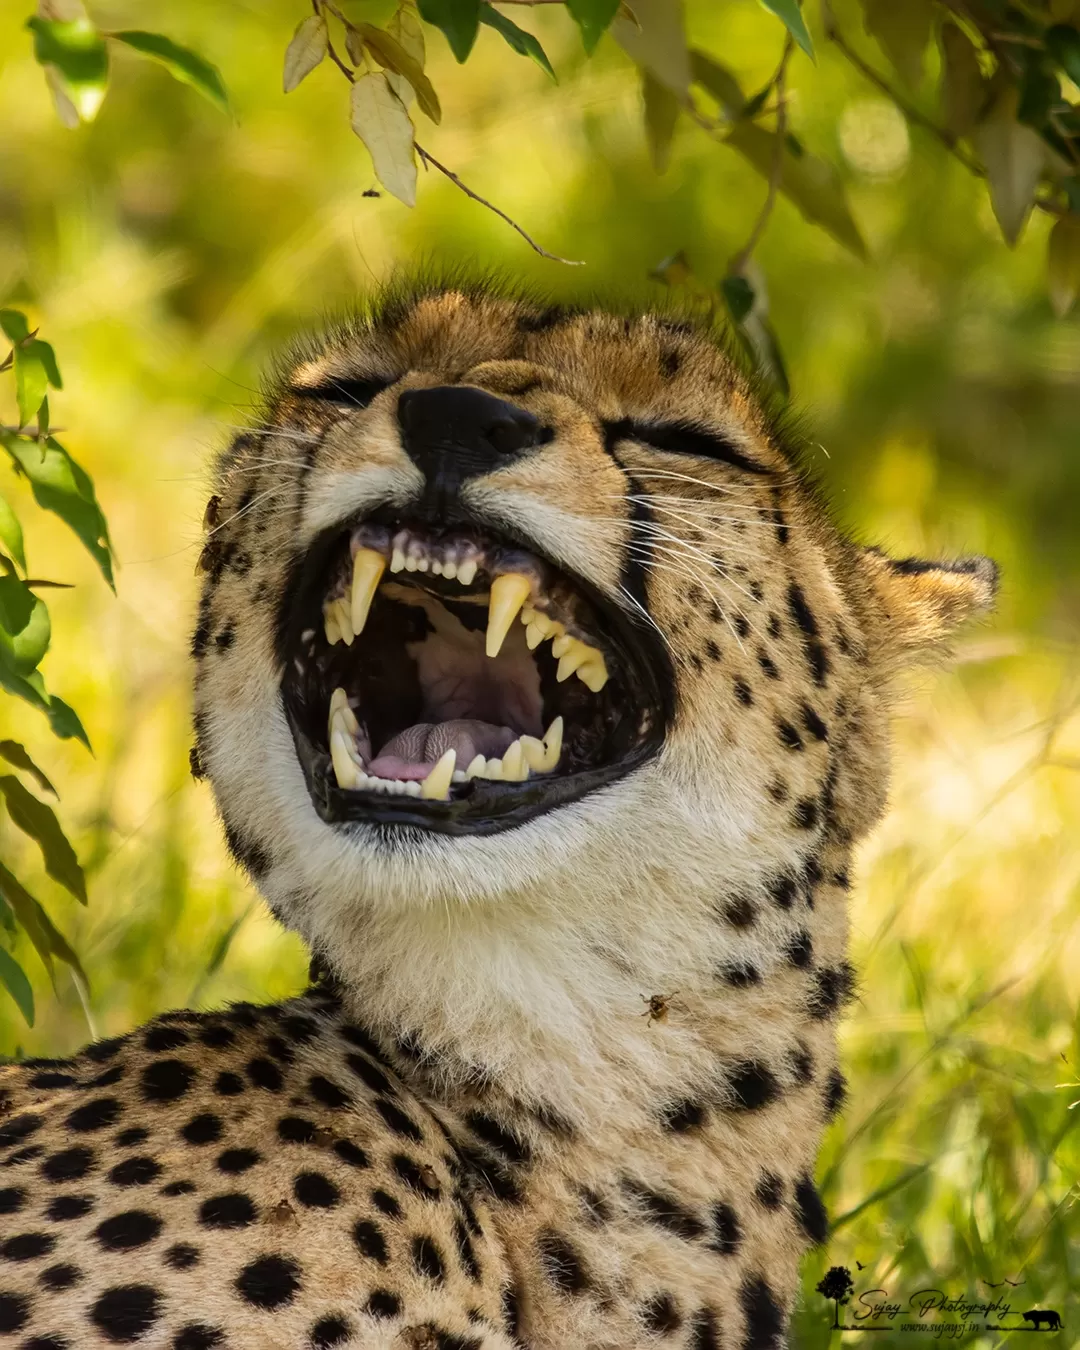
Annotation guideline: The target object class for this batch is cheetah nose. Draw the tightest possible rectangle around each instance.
[397,386,550,503]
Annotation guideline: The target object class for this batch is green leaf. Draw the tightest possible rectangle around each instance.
[0,947,34,1026]
[2,435,114,590]
[0,742,57,797]
[350,73,418,207]
[0,863,84,985]
[721,274,755,323]
[45,695,91,752]
[0,310,30,345]
[417,0,481,63]
[1046,24,1080,88]
[358,22,443,121]
[479,5,556,81]
[0,658,50,713]
[759,0,814,61]
[0,578,50,676]
[282,14,327,93]
[110,31,228,114]
[689,49,745,116]
[386,3,427,111]
[940,22,986,139]
[643,70,680,172]
[725,122,868,259]
[565,0,621,55]
[973,83,1046,247]
[27,16,109,122]
[613,0,691,96]
[0,573,35,640]
[862,0,933,85]
[1017,62,1060,130]
[0,492,26,573]
[14,344,49,429]
[1048,214,1080,317]
[0,775,86,904]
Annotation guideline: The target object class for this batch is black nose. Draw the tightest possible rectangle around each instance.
[397,386,548,501]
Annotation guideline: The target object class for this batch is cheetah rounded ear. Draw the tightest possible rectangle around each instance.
[858,548,998,663]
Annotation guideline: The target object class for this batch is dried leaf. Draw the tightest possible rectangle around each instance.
[760,0,814,61]
[0,948,34,1026]
[1048,214,1080,316]
[283,14,327,93]
[643,70,679,172]
[110,31,228,114]
[613,0,691,97]
[388,3,426,111]
[566,0,621,54]
[940,22,985,138]
[973,84,1046,247]
[350,73,417,207]
[862,0,933,86]
[0,742,57,797]
[358,22,442,121]
[418,0,481,63]
[0,775,86,903]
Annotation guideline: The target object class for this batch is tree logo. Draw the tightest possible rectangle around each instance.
[817,1265,856,1329]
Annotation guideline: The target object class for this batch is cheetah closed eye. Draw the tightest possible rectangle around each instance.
[0,281,996,1350]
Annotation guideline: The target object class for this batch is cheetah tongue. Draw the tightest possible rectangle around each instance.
[367,720,516,780]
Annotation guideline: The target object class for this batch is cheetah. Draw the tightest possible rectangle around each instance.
[0,282,996,1349]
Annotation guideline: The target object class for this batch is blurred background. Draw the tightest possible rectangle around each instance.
[1,0,1078,1341]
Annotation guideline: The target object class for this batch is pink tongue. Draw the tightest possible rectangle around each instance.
[367,721,517,780]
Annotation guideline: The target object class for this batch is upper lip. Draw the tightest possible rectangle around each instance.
[276,509,674,836]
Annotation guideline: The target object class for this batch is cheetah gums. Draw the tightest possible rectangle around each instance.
[0,283,996,1349]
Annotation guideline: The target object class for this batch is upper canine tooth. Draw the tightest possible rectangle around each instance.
[501,740,528,781]
[542,715,563,770]
[420,748,456,800]
[351,549,386,635]
[330,731,360,789]
[486,572,532,658]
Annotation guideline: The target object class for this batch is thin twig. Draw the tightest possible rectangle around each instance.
[729,34,793,274]
[414,145,584,264]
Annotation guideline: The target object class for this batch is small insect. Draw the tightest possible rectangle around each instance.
[641,992,683,1027]
[203,494,221,531]
[264,1198,298,1229]
[362,188,381,198]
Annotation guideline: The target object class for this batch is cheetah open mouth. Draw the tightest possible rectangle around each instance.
[278,514,671,834]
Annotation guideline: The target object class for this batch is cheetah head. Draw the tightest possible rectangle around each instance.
[193,283,996,952]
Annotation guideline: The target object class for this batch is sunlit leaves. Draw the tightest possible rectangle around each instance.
[479,6,556,82]
[283,14,328,93]
[974,84,1046,247]
[725,123,868,259]
[862,0,933,86]
[418,0,481,63]
[0,493,26,573]
[387,4,426,108]
[44,695,90,751]
[0,742,56,798]
[0,862,84,985]
[0,776,86,904]
[350,73,418,206]
[1048,214,1080,316]
[358,22,442,121]
[566,0,620,55]
[760,0,814,62]
[27,16,108,123]
[0,948,34,1026]
[0,577,50,676]
[613,0,691,98]
[110,31,228,114]
[1,435,114,590]
[643,71,680,172]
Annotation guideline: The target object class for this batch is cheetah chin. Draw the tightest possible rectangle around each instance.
[1,281,997,1350]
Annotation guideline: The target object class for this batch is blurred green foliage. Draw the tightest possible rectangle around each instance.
[1,0,1078,1341]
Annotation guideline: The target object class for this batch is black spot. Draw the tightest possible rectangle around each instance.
[28,1071,77,1089]
[309,1074,350,1108]
[180,1114,222,1146]
[537,1229,589,1295]
[792,798,819,830]
[705,638,722,661]
[199,1192,256,1229]
[776,720,803,752]
[454,1217,481,1282]
[174,1325,223,1350]
[310,1315,352,1348]
[0,1291,31,1333]
[374,1098,423,1141]
[46,1193,94,1221]
[787,583,829,687]
[800,703,828,741]
[517,305,571,333]
[217,1148,260,1174]
[222,821,272,878]
[87,1065,124,1090]
[345,1053,392,1095]
[64,1097,121,1133]
[392,1153,439,1198]
[144,1025,189,1052]
[1,1231,55,1261]
[21,1336,68,1350]
[660,1098,707,1132]
[2,1145,42,1168]
[213,1071,244,1097]
[690,1306,721,1350]
[277,1116,315,1144]
[794,1175,828,1244]
[660,347,681,379]
[235,1254,300,1309]
[623,1180,704,1240]
[365,1289,400,1319]
[757,650,779,679]
[214,623,234,651]
[84,1035,125,1064]
[734,614,751,639]
[808,963,856,1019]
[755,1172,784,1209]
[164,1243,200,1269]
[160,1180,195,1197]
[333,1139,370,1170]
[370,1188,401,1217]
[727,1061,781,1111]
[723,963,761,988]
[464,1111,531,1165]
[247,1058,283,1092]
[642,1291,681,1334]
[41,1146,94,1183]
[263,1034,294,1065]
[710,1202,742,1255]
[501,1281,523,1338]
[0,1186,26,1214]
[824,1068,848,1120]
[280,1014,319,1043]
[39,1262,81,1290]
[338,1023,391,1064]
[141,1059,195,1103]
[740,1274,785,1349]
[767,613,781,638]
[94,1210,162,1252]
[769,874,797,910]
[412,1234,446,1282]
[115,1128,150,1149]
[91,1284,161,1342]
[785,931,813,968]
[733,678,753,706]
[722,896,757,928]
[199,1024,236,1050]
[790,1043,814,1083]
[293,1171,340,1209]
[353,1219,388,1264]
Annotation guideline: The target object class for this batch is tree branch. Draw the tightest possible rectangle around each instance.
[729,34,793,274]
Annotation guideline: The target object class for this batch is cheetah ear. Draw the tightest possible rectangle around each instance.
[859,548,998,662]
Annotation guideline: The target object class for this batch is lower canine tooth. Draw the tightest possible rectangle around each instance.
[351,549,386,635]
[486,572,532,658]
[542,716,563,770]
[420,748,456,800]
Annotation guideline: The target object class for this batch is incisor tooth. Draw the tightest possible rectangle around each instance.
[486,572,532,658]
[483,757,504,780]
[502,741,528,781]
[330,731,359,789]
[465,754,486,779]
[390,545,406,574]
[420,749,456,800]
[350,549,385,635]
[443,561,458,580]
[457,559,478,586]
[542,716,563,770]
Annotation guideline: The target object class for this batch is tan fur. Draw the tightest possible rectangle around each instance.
[0,284,995,1349]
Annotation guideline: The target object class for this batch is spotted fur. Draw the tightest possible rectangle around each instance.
[0,282,996,1348]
